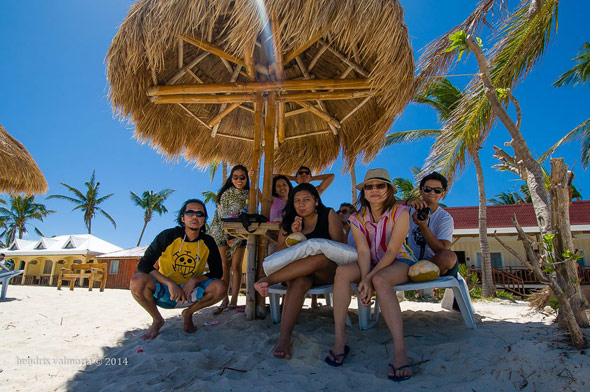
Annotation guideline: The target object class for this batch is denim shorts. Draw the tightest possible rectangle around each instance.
[371,258,416,269]
[152,277,216,309]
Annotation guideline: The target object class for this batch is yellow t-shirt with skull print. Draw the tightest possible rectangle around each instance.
[137,227,223,285]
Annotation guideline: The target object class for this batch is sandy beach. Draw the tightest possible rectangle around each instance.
[0,285,588,392]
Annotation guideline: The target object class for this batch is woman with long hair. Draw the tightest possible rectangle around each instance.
[254,183,344,359]
[326,168,415,382]
[270,175,293,222]
[209,164,250,312]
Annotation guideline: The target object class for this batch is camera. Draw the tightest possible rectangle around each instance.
[416,207,431,221]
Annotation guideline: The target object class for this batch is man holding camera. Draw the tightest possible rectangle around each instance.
[400,172,457,277]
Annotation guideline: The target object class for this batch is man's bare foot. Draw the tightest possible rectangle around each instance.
[272,339,292,359]
[254,280,270,297]
[141,318,164,340]
[182,309,197,334]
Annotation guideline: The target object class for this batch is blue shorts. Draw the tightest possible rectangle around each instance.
[370,258,416,269]
[152,277,216,309]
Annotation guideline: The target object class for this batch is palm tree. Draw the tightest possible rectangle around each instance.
[383,78,500,294]
[541,42,590,168]
[488,191,526,205]
[0,195,54,245]
[201,191,217,204]
[416,0,560,297]
[47,171,116,234]
[130,189,175,246]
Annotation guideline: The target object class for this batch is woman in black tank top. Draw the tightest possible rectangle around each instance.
[254,183,344,359]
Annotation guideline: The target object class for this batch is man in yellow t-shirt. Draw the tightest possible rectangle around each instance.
[130,199,226,340]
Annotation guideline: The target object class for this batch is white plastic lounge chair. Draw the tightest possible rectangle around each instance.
[0,270,24,301]
[354,275,477,330]
[268,284,334,323]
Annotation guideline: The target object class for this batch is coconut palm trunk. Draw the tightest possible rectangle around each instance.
[350,164,357,204]
[472,148,494,297]
[137,219,149,246]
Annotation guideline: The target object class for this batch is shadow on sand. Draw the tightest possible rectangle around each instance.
[64,303,588,392]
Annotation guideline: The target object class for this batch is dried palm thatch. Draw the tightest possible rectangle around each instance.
[0,124,48,195]
[106,0,414,173]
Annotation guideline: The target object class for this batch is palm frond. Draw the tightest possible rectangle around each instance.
[98,208,117,229]
[384,129,441,146]
[539,118,590,167]
[553,42,590,87]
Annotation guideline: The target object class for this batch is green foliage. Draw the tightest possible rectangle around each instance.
[47,170,116,234]
[441,30,482,62]
[494,290,514,300]
[562,249,583,261]
[201,191,218,204]
[548,297,559,310]
[553,42,590,88]
[0,195,55,244]
[470,287,482,299]
[495,88,509,100]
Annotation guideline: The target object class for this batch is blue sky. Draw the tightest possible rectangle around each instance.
[0,1,588,249]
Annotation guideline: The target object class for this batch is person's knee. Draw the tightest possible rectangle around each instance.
[207,280,227,299]
[129,272,150,292]
[334,265,353,284]
[288,276,312,291]
[436,250,457,269]
[372,273,391,292]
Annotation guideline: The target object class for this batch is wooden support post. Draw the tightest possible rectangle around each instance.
[256,92,277,319]
[246,93,264,321]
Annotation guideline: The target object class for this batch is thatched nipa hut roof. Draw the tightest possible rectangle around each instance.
[107,0,415,173]
[0,124,48,194]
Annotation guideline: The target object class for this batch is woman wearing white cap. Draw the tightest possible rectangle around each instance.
[325,168,415,382]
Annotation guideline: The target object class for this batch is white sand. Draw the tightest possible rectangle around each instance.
[1,285,588,392]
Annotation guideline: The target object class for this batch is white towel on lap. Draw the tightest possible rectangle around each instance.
[263,238,358,275]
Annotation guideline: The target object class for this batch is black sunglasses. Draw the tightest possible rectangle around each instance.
[422,186,443,194]
[363,183,388,191]
[297,170,310,175]
[232,175,247,181]
[183,210,206,217]
[337,209,351,215]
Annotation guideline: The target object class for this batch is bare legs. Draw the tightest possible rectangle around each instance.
[218,245,230,309]
[255,254,337,359]
[254,254,334,296]
[129,272,165,340]
[429,249,457,275]
[218,245,246,310]
[130,272,227,338]
[372,263,412,379]
[229,247,245,307]
[182,279,227,333]
[330,263,361,363]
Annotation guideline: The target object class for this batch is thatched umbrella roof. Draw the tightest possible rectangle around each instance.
[107,0,415,173]
[0,124,48,195]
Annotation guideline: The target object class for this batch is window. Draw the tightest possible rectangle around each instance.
[109,260,120,274]
[476,252,503,267]
[35,242,45,250]
[578,250,586,267]
[43,260,53,274]
[64,241,75,249]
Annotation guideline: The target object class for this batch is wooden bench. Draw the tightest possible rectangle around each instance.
[57,263,108,292]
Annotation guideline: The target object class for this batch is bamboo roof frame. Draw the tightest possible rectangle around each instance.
[106,0,415,173]
[0,124,48,194]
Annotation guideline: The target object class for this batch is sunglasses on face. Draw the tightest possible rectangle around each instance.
[297,170,310,176]
[337,209,351,215]
[183,210,206,218]
[363,183,388,191]
[422,186,443,194]
[232,175,247,181]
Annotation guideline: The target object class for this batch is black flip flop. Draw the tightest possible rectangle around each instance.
[388,364,412,382]
[324,345,350,367]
